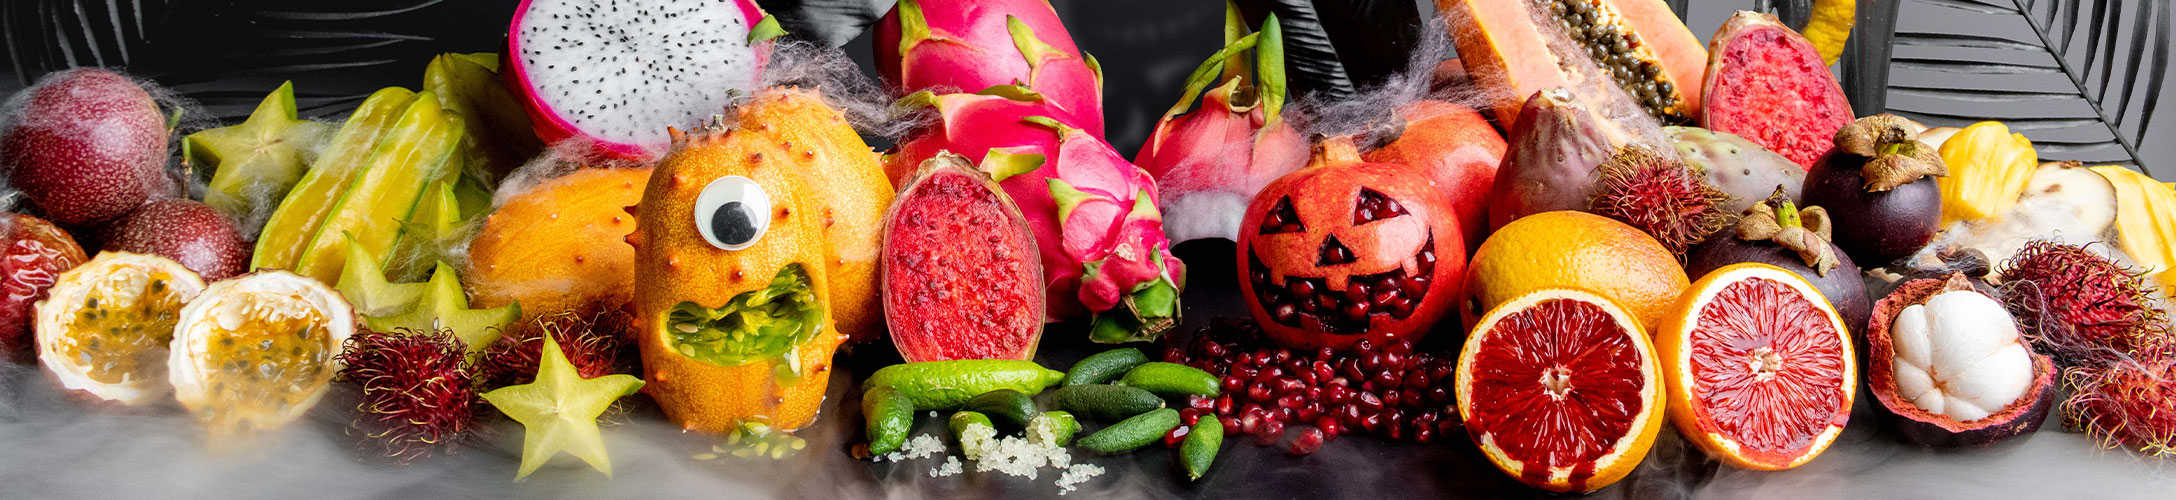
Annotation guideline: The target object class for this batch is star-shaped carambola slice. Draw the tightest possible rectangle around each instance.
[482,336,644,480]
[336,237,425,317]
[362,260,519,359]
[186,81,332,220]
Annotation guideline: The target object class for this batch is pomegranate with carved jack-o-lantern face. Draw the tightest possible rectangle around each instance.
[1238,136,1468,351]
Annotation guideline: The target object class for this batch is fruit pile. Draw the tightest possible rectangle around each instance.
[1,0,2173,494]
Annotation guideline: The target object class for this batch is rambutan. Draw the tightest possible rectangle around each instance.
[477,304,637,390]
[2061,355,2176,457]
[1588,146,1731,256]
[337,327,480,463]
[1999,241,2172,369]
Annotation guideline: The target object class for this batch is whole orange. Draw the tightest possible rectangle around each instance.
[1464,211,1689,330]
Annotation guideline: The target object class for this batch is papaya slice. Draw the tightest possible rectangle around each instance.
[1442,0,1706,125]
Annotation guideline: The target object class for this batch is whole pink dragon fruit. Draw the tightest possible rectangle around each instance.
[885,88,1183,342]
[1135,11,1307,244]
[875,0,1105,136]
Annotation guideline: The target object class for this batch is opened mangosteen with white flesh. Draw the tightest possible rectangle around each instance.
[1236,136,1467,352]
[1865,272,2055,448]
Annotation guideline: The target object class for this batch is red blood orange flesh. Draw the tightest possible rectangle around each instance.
[1457,288,1663,493]
[1658,263,1854,470]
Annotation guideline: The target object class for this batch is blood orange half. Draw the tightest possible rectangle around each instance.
[1456,288,1663,493]
[1656,263,1855,470]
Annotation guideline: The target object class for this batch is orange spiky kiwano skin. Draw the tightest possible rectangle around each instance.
[731,88,891,344]
[628,123,841,434]
[465,166,652,323]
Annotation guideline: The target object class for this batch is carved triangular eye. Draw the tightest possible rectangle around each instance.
[1317,235,1357,266]
[1258,196,1304,234]
[1353,188,1407,225]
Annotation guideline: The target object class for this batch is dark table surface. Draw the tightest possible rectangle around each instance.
[1,1,2172,499]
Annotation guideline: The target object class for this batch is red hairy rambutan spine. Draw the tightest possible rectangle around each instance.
[1587,146,1730,256]
[2061,355,2176,457]
[337,327,479,463]
[477,305,636,389]
[2001,241,2172,369]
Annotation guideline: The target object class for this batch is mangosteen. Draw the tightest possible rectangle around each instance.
[1863,273,2055,448]
[105,200,250,281]
[1685,192,1869,335]
[1800,114,1946,266]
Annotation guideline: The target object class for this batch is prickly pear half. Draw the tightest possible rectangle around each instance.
[1700,11,1853,170]
[881,153,1044,362]
[886,89,1184,343]
[876,0,1104,136]
[1135,11,1306,244]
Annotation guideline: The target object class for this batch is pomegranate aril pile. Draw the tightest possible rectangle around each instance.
[1162,319,1460,454]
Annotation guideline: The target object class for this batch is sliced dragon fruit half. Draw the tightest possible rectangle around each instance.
[505,0,782,161]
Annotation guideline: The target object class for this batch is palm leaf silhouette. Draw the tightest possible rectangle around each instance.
[3,0,513,121]
[1873,0,2170,173]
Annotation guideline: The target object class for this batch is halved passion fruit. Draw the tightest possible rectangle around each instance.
[35,252,206,405]
[1656,263,1854,470]
[169,271,355,436]
[1456,288,1663,493]
[1865,273,2053,448]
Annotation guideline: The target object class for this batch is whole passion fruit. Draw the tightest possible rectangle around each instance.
[1865,273,2054,448]
[1800,115,1946,266]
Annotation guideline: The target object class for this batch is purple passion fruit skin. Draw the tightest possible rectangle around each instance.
[104,200,250,281]
[0,68,177,226]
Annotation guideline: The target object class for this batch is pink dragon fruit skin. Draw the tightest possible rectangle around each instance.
[504,0,776,162]
[875,0,1105,137]
[1134,12,1306,244]
[886,89,1183,342]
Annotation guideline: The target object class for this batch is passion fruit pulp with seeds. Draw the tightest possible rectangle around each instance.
[169,271,355,436]
[35,252,207,404]
[1865,273,2054,448]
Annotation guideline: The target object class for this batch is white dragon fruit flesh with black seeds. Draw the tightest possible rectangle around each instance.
[505,0,779,161]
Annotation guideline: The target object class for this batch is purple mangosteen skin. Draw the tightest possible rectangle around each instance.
[1864,276,2056,449]
[1800,153,1941,267]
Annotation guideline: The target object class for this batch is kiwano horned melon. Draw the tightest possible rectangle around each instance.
[466,166,652,322]
[628,120,843,434]
[1443,0,1707,125]
[727,89,891,345]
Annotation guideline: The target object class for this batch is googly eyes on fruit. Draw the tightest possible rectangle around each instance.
[694,175,770,250]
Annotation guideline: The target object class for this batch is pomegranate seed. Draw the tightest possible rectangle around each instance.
[1389,340,1414,355]
[1297,404,1322,423]
[1254,367,1283,385]
[1353,339,1374,352]
[1253,420,1284,446]
[1220,416,1242,435]
[1401,389,1424,407]
[1306,387,1323,400]
[1289,428,1326,455]
[1276,378,1306,395]
[1316,347,1336,361]
[1239,412,1263,435]
[1180,408,1204,425]
[1315,417,1344,437]
[1340,404,1364,424]
[1428,387,1451,404]
[1163,348,1186,363]
[1241,403,1265,418]
[1222,376,1246,393]
[1247,383,1273,402]
[1164,424,1190,447]
[1383,390,1403,407]
[1326,385,1352,404]
[1360,413,1385,433]
[1188,394,1214,410]
[1276,394,1304,410]
[1216,395,1235,414]
[1362,352,1385,371]
[1413,425,1434,443]
[1205,341,1227,357]
[1372,370,1400,389]
[1357,392,1383,411]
